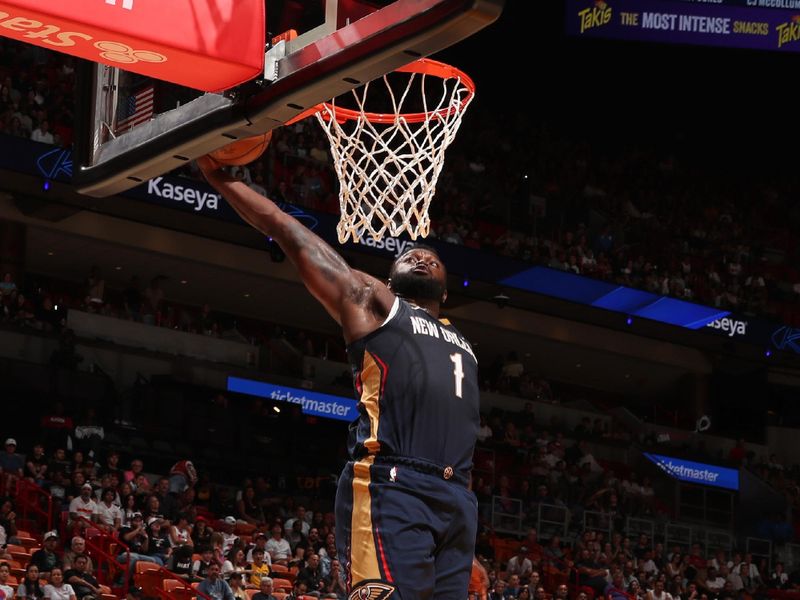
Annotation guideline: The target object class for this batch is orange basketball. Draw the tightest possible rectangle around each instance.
[208,131,272,166]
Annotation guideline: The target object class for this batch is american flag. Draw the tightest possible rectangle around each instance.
[115,85,154,133]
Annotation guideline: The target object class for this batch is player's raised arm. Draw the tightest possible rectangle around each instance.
[197,157,394,341]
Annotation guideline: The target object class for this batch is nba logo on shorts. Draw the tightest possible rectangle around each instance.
[389,466,397,482]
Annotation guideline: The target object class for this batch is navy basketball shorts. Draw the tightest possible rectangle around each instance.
[335,455,478,600]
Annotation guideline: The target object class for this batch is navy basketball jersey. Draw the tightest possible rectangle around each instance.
[346,297,480,478]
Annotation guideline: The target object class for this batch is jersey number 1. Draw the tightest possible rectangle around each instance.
[450,353,464,398]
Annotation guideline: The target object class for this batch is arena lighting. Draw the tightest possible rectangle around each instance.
[626,316,633,326]
[765,349,772,357]
[462,278,470,288]
[273,406,281,413]
[42,180,50,191]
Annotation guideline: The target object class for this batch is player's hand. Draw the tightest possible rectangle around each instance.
[197,155,223,177]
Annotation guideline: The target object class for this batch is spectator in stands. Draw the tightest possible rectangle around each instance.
[507,547,534,582]
[63,538,94,573]
[265,524,290,566]
[286,581,309,600]
[118,490,137,528]
[147,517,172,565]
[703,567,725,597]
[605,571,629,600]
[506,575,523,598]
[284,506,310,537]
[154,478,177,521]
[321,559,346,599]
[143,495,162,522]
[236,486,264,526]
[665,553,684,581]
[0,562,15,600]
[0,273,17,298]
[222,549,247,578]
[95,488,122,532]
[286,519,307,553]
[123,459,144,486]
[193,547,215,580]
[43,567,76,600]
[488,579,507,600]
[0,438,24,491]
[577,548,610,596]
[169,513,193,548]
[17,563,44,600]
[168,544,196,582]
[245,533,268,563]
[64,554,101,600]
[192,516,213,549]
[0,499,18,545]
[246,548,270,588]
[220,517,239,555]
[227,572,247,600]
[725,564,743,592]
[296,552,324,596]
[306,528,323,555]
[25,443,48,485]
[169,460,198,495]
[118,512,162,568]
[251,577,277,600]
[31,530,62,577]
[31,119,54,144]
[69,483,98,528]
[197,563,235,600]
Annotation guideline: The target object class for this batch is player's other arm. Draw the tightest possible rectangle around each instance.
[198,158,393,340]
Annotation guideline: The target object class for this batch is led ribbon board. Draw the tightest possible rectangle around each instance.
[644,452,740,490]
[228,376,357,422]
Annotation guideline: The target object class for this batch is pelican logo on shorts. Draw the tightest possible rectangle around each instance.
[349,582,396,600]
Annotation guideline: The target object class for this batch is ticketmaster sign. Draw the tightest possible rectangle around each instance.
[644,452,739,491]
[227,376,357,422]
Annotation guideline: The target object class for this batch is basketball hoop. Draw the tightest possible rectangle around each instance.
[295,59,475,243]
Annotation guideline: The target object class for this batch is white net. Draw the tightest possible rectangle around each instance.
[314,60,474,243]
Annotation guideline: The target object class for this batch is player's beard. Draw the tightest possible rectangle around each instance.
[390,270,446,303]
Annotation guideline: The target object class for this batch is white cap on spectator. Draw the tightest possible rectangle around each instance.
[4,438,16,446]
[82,483,93,490]
[224,516,237,525]
[45,530,59,541]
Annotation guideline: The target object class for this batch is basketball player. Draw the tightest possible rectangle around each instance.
[197,156,479,600]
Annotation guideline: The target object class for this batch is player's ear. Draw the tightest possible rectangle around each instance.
[387,278,393,291]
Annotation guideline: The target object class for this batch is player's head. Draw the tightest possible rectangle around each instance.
[388,244,447,304]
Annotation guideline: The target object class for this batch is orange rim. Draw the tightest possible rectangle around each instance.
[286,58,474,126]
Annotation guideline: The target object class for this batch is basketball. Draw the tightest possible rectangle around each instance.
[208,131,272,166]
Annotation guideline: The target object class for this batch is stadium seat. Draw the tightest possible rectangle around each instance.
[163,578,195,600]
[272,593,287,600]
[270,564,288,574]
[135,561,167,597]
[245,590,258,600]
[272,578,292,592]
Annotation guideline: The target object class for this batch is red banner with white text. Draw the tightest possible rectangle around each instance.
[0,0,265,91]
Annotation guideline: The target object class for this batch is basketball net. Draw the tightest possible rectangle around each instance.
[312,59,475,243]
